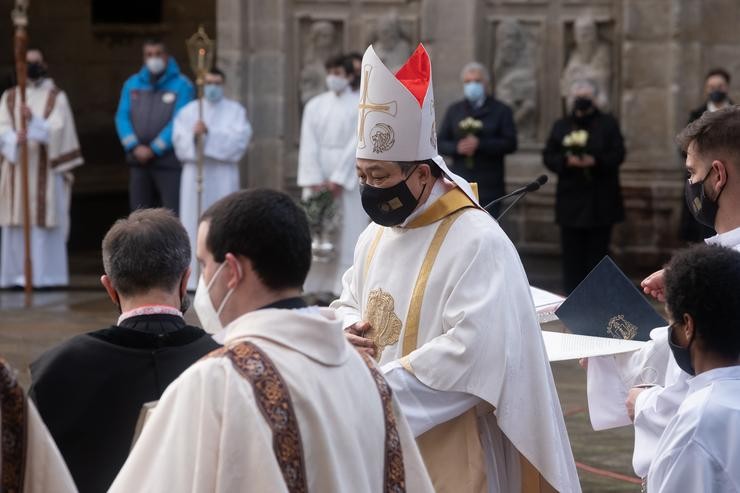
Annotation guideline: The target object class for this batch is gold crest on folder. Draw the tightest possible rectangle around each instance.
[607,314,638,340]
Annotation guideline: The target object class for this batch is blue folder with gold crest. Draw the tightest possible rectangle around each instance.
[555,256,666,342]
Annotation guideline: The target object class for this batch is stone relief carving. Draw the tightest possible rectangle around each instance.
[493,19,538,141]
[560,15,612,110]
[368,12,412,72]
[300,20,341,106]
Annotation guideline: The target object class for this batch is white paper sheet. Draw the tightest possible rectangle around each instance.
[530,286,565,324]
[542,331,646,362]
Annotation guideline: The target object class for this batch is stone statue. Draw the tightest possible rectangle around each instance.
[372,13,412,72]
[494,19,538,141]
[560,15,611,109]
[300,20,340,106]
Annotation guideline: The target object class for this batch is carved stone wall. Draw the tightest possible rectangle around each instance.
[3,0,740,264]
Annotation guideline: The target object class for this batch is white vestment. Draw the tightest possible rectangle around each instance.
[109,306,433,493]
[1,361,77,493]
[331,180,581,493]
[298,88,368,294]
[173,97,252,290]
[647,366,740,492]
[586,226,740,477]
[0,79,83,288]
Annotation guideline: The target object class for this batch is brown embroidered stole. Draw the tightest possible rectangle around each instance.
[209,341,407,492]
[358,352,406,493]
[3,85,63,227]
[0,358,28,493]
[210,342,308,493]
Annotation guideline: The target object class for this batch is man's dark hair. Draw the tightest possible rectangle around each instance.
[706,67,731,85]
[208,67,226,82]
[201,189,311,291]
[665,244,740,360]
[102,208,190,296]
[143,38,167,51]
[397,159,443,178]
[676,105,740,163]
[325,54,355,76]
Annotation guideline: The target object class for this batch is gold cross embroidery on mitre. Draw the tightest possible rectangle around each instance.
[357,64,398,150]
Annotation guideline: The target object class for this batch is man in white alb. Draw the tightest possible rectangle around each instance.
[298,54,368,295]
[0,48,83,288]
[336,44,580,493]
[646,244,740,492]
[109,189,433,492]
[173,67,252,290]
[585,105,740,479]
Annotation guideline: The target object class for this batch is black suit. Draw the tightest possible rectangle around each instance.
[438,96,518,209]
[543,110,626,293]
[30,314,220,493]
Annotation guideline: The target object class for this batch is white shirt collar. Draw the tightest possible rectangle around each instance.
[117,305,183,325]
[687,365,740,393]
[705,226,740,249]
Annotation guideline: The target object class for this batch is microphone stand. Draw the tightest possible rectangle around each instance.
[495,192,528,221]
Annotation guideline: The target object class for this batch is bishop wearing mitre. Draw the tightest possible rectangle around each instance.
[335,44,581,493]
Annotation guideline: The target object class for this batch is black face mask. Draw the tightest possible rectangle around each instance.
[360,167,426,227]
[668,323,695,376]
[573,97,594,113]
[708,90,728,104]
[684,168,723,229]
[27,62,46,81]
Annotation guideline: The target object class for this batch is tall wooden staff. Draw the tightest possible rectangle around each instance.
[186,27,214,280]
[12,0,33,306]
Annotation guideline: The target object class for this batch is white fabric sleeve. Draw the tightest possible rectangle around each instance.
[27,115,50,144]
[585,326,672,431]
[1,129,17,163]
[25,401,78,493]
[586,355,632,430]
[203,105,252,162]
[330,265,362,328]
[173,105,196,163]
[632,369,690,477]
[297,100,325,187]
[381,361,480,437]
[329,125,359,190]
[647,442,729,493]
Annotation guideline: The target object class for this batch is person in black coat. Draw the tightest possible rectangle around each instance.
[543,80,626,294]
[438,62,517,211]
[679,68,732,243]
[29,208,220,493]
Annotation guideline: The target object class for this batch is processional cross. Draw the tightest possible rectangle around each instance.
[357,65,397,149]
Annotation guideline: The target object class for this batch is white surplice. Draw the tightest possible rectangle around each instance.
[0,79,83,288]
[108,306,433,493]
[647,365,740,493]
[22,401,79,493]
[298,87,369,294]
[173,97,252,290]
[331,180,581,493]
[586,225,740,477]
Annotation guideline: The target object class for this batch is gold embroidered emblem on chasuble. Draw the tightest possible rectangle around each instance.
[365,288,403,361]
[607,314,638,340]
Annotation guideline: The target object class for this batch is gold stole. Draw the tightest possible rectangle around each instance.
[365,185,557,493]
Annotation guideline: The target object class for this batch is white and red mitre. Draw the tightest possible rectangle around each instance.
[356,44,478,204]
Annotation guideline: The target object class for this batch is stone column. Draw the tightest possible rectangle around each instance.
[217,0,286,189]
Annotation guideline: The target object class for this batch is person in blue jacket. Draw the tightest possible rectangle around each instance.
[115,39,194,214]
